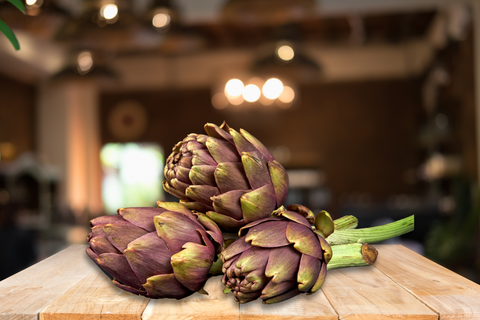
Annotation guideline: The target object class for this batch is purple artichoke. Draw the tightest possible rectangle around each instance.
[163,122,289,232]
[221,205,333,304]
[86,202,223,299]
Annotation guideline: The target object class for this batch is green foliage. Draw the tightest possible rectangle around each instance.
[0,19,19,50]
[0,0,26,51]
[7,0,25,13]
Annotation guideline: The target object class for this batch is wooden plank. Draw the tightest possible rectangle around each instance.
[40,267,150,320]
[374,245,480,320]
[143,275,239,320]
[321,265,438,320]
[0,245,94,320]
[239,288,338,320]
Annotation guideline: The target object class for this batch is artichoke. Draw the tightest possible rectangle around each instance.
[86,202,223,299]
[163,122,289,232]
[221,205,333,304]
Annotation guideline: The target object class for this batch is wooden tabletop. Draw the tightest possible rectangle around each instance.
[0,244,479,320]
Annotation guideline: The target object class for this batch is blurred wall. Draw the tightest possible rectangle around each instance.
[0,74,36,161]
[434,29,477,180]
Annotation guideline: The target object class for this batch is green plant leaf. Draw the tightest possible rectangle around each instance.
[0,19,20,51]
[7,0,26,13]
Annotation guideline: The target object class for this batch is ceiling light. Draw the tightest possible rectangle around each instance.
[77,51,93,74]
[243,84,261,102]
[100,4,118,20]
[227,94,244,105]
[277,45,294,61]
[153,12,171,28]
[225,79,244,97]
[278,86,295,103]
[262,78,283,99]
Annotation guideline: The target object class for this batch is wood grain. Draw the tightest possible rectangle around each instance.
[375,245,480,320]
[143,275,239,320]
[0,245,94,320]
[321,265,438,320]
[239,288,338,320]
[40,267,150,320]
[2,244,480,320]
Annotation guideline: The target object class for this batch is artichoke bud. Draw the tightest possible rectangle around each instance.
[86,202,224,299]
[221,205,331,304]
[163,122,289,233]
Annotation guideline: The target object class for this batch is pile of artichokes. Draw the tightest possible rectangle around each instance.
[87,122,414,304]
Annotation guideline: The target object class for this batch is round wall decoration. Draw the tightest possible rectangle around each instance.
[108,100,148,141]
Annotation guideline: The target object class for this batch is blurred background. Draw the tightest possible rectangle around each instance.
[0,0,479,283]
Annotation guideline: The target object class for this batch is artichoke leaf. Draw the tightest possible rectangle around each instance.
[286,204,315,225]
[189,165,217,186]
[309,262,327,293]
[264,246,301,283]
[240,184,276,224]
[268,160,289,207]
[285,222,323,259]
[214,162,250,193]
[221,236,252,261]
[244,220,290,247]
[118,207,162,232]
[206,211,244,232]
[240,128,275,161]
[297,254,321,292]
[260,280,296,299]
[315,210,334,238]
[211,190,247,220]
[263,289,301,304]
[185,185,220,206]
[171,241,214,292]
[124,232,173,283]
[241,152,272,190]
[204,122,234,144]
[154,212,203,254]
[206,137,241,163]
[143,273,192,299]
[280,210,312,229]
[97,252,143,290]
[103,219,149,252]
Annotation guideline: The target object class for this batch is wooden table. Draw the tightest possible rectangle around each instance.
[1,244,479,320]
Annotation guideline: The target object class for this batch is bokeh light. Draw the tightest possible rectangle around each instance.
[243,84,261,102]
[225,79,244,97]
[77,51,93,74]
[212,92,229,109]
[153,12,170,28]
[227,94,244,105]
[278,86,295,103]
[262,78,284,99]
[277,45,294,61]
[100,4,118,20]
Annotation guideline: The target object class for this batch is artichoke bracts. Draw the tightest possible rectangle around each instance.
[86,202,223,299]
[221,205,333,304]
[163,122,289,232]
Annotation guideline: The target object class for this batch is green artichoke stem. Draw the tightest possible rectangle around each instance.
[333,215,358,231]
[326,215,414,245]
[327,243,378,270]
